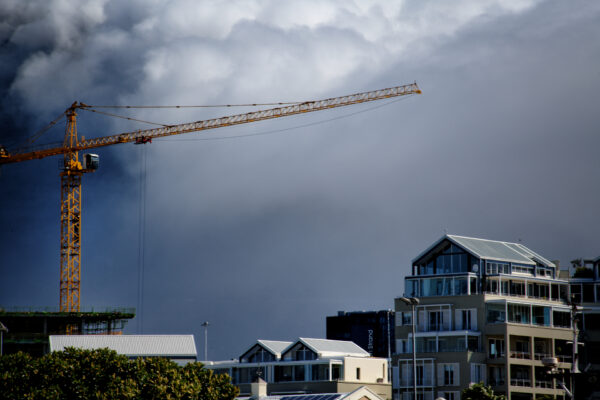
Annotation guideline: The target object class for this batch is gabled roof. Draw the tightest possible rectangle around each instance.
[49,335,197,358]
[258,340,293,357]
[282,338,370,359]
[240,340,293,361]
[412,234,555,267]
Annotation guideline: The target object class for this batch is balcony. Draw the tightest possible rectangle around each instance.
[399,377,434,387]
[510,378,531,387]
[535,380,553,389]
[534,352,552,361]
[510,350,531,360]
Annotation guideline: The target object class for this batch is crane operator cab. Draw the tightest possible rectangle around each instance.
[82,153,99,171]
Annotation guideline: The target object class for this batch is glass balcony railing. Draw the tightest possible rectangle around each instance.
[535,380,553,389]
[510,378,532,387]
[509,351,531,360]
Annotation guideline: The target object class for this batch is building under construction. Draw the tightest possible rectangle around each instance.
[0,307,134,356]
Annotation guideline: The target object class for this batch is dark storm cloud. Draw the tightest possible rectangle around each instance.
[1,0,600,360]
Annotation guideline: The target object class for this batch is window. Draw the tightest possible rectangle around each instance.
[416,365,424,385]
[471,363,485,384]
[291,346,316,361]
[510,281,525,296]
[508,304,530,324]
[356,367,360,380]
[512,264,533,274]
[402,312,412,326]
[553,311,571,328]
[488,338,505,358]
[462,310,471,330]
[248,348,274,363]
[441,392,459,400]
[486,262,509,274]
[486,303,506,323]
[485,279,498,294]
[532,306,550,326]
[429,311,443,331]
[311,364,329,381]
[407,279,419,297]
[444,364,454,385]
[332,364,341,380]
[438,363,458,386]
[294,365,305,381]
[488,366,505,386]
[454,278,468,295]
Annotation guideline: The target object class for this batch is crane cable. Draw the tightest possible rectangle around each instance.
[80,108,171,127]
[155,94,417,142]
[82,102,303,109]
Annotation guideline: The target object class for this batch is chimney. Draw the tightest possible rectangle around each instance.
[251,377,267,399]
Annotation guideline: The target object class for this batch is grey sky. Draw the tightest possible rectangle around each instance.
[1,0,599,360]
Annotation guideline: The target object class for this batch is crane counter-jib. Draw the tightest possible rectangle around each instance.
[0,81,421,315]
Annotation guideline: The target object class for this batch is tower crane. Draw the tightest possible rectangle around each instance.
[0,83,421,315]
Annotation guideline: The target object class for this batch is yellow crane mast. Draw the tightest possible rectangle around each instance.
[0,83,421,315]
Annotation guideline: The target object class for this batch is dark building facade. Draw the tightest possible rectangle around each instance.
[0,308,135,356]
[326,310,395,358]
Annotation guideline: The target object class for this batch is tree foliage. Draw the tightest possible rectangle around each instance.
[0,348,239,400]
[461,382,506,400]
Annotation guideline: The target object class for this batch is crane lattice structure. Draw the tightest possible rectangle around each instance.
[0,83,421,317]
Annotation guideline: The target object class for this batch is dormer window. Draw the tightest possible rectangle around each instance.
[248,348,274,363]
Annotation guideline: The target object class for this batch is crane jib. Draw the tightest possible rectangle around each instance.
[0,83,420,164]
[0,82,421,314]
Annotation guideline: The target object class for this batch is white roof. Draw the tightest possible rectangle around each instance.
[257,340,293,357]
[293,338,370,358]
[49,335,197,358]
[413,234,555,267]
[256,385,383,400]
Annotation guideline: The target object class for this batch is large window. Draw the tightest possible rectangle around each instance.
[437,363,459,386]
[454,278,468,295]
[248,348,275,363]
[402,312,412,325]
[444,365,454,385]
[488,338,505,359]
[486,261,509,274]
[415,243,475,275]
[461,310,471,330]
[471,363,485,384]
[311,364,329,381]
[512,264,534,275]
[429,311,443,331]
[508,304,530,324]
[486,303,506,323]
[406,277,471,297]
[510,281,525,296]
[553,310,571,328]
[532,306,550,326]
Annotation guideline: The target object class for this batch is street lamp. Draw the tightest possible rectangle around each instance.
[400,297,420,400]
[0,321,8,356]
[201,321,210,361]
